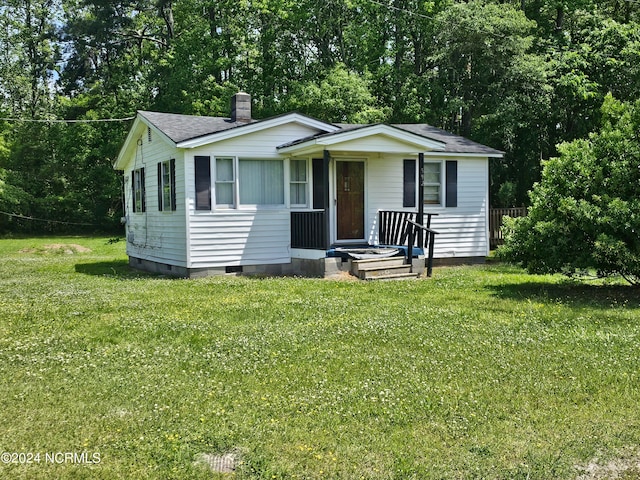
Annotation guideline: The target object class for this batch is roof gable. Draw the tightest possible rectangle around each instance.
[277,123,503,157]
[138,110,255,144]
[175,112,340,148]
[115,110,340,169]
[277,123,448,155]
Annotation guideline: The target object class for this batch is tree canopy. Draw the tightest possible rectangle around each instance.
[0,0,639,232]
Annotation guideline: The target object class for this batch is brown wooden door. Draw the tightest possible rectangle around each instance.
[336,161,365,240]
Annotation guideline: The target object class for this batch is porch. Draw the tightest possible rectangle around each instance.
[291,209,440,279]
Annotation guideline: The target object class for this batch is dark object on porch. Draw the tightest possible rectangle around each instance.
[326,245,423,260]
[334,247,399,260]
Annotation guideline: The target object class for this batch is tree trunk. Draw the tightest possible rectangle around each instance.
[555,5,564,30]
[158,1,174,42]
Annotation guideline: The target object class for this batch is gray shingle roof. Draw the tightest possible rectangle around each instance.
[138,110,503,155]
[138,111,256,144]
[392,124,504,155]
[277,122,503,155]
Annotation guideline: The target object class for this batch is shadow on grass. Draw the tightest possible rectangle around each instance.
[74,260,157,279]
[487,281,640,309]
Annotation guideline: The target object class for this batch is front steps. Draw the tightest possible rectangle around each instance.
[350,256,419,280]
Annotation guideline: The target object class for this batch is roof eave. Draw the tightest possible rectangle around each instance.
[422,151,504,158]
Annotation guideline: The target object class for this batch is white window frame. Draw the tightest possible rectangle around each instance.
[133,168,144,213]
[289,158,309,208]
[214,156,236,208]
[211,156,288,209]
[160,160,172,212]
[238,158,285,207]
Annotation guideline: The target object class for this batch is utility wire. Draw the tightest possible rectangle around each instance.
[0,116,135,124]
[0,210,100,227]
[366,0,434,19]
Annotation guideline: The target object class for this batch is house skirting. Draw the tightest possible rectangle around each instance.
[128,256,345,278]
[431,256,486,266]
[129,256,190,277]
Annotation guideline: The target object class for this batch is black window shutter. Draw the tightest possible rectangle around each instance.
[170,158,176,211]
[403,159,416,208]
[157,162,163,211]
[140,167,146,212]
[445,160,458,207]
[131,171,136,213]
[195,156,211,210]
[312,158,327,210]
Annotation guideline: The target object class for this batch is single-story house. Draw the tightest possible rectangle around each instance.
[114,92,503,277]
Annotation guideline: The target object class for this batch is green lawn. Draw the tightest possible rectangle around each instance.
[0,237,639,479]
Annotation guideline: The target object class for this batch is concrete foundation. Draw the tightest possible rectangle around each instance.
[128,256,347,279]
[431,256,486,267]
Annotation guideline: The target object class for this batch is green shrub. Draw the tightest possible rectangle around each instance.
[499,95,640,285]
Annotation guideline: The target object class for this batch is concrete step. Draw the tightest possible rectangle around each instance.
[365,272,420,281]
[351,257,405,276]
[357,264,413,280]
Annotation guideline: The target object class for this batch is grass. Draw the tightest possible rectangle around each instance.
[0,236,639,479]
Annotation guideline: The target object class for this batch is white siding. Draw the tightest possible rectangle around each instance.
[184,123,322,267]
[122,124,188,266]
[192,123,322,157]
[366,155,489,258]
[188,211,290,267]
[328,135,426,154]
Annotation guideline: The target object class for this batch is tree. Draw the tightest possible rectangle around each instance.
[499,95,640,285]
[429,1,537,137]
[281,64,390,123]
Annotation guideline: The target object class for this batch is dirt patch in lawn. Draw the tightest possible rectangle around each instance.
[324,270,359,281]
[20,243,92,255]
[194,451,239,473]
[575,449,640,479]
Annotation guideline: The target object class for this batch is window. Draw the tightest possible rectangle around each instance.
[132,168,145,213]
[239,159,284,205]
[289,159,307,207]
[196,157,287,208]
[215,157,235,206]
[158,159,176,211]
[423,162,442,205]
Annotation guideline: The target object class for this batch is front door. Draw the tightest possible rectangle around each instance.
[336,161,365,240]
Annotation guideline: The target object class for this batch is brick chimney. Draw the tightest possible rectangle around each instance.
[230,92,251,123]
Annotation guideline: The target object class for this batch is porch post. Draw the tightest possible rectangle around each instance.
[322,150,331,249]
[417,152,425,249]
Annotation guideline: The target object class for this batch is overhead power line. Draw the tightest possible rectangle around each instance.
[0,210,100,227]
[365,0,434,20]
[0,116,135,124]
